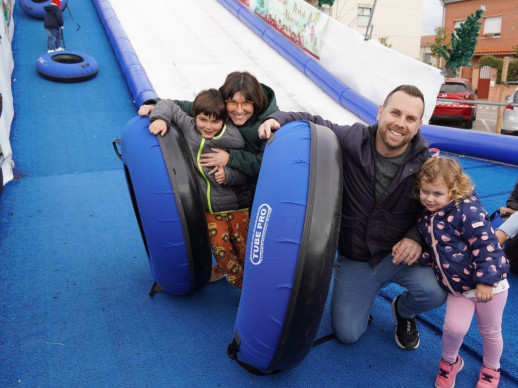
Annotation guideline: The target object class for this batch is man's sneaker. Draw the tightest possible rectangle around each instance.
[435,357,464,388]
[476,366,500,388]
[392,295,420,350]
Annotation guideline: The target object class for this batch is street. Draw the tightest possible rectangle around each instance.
[430,104,509,135]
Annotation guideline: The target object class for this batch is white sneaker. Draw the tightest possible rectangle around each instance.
[55,47,65,51]
[47,49,55,53]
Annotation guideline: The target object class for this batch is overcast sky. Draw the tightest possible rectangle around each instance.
[422,0,444,35]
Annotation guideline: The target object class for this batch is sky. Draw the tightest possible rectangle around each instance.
[421,0,444,35]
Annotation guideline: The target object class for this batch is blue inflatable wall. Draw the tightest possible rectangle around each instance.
[228,121,342,372]
[120,116,211,295]
[93,0,156,107]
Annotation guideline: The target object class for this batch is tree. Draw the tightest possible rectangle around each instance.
[438,7,485,76]
[429,27,447,67]
[304,0,335,7]
[478,55,518,83]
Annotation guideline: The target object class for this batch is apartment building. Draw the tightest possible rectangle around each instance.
[442,0,518,98]
[326,0,423,59]
[443,0,517,61]
[420,34,440,67]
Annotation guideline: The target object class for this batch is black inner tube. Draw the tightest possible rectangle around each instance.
[51,54,84,64]
[31,0,49,4]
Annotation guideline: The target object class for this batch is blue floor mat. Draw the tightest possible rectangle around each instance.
[10,0,135,178]
[2,1,518,387]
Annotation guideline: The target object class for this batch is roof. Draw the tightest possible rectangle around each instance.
[475,47,516,55]
[421,35,436,46]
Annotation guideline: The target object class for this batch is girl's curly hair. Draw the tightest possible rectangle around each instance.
[413,157,473,202]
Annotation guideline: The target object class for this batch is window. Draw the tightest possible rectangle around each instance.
[439,83,468,93]
[358,7,371,27]
[454,20,465,30]
[423,53,432,65]
[484,16,502,37]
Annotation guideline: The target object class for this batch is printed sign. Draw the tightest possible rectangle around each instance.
[249,204,272,265]
[254,0,328,58]
[2,0,13,42]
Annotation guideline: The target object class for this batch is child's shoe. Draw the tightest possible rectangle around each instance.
[209,264,225,283]
[476,366,500,388]
[47,49,55,53]
[55,47,64,51]
[435,356,464,388]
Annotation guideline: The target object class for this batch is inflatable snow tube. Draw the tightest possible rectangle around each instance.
[36,50,98,83]
[227,121,343,373]
[120,116,211,295]
[19,0,68,19]
[491,211,506,230]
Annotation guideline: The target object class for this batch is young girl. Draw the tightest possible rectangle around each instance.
[415,157,509,388]
[149,89,251,289]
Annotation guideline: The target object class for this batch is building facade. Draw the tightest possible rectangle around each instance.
[420,34,440,67]
[326,0,423,59]
[441,0,518,98]
[443,0,517,62]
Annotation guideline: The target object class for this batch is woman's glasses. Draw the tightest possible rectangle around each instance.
[225,100,254,110]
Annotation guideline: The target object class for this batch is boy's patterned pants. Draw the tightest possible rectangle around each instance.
[206,210,249,289]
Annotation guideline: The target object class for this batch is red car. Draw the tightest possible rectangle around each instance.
[431,78,478,129]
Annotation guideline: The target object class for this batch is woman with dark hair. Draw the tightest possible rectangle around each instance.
[139,71,279,190]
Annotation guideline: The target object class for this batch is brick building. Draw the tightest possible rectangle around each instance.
[442,0,518,99]
[420,34,440,67]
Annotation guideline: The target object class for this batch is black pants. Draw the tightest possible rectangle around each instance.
[506,238,518,274]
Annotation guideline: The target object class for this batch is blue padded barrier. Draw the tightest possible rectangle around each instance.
[228,121,342,372]
[421,124,518,166]
[92,0,156,107]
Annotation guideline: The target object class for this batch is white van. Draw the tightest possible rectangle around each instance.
[502,86,518,135]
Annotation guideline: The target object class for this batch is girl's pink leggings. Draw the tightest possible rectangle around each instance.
[442,290,508,370]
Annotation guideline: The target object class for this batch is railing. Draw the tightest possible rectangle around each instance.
[436,99,518,107]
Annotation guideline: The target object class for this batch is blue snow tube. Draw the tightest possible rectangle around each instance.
[490,210,509,249]
[227,121,343,373]
[19,0,68,19]
[491,211,506,230]
[36,50,98,83]
[119,116,211,296]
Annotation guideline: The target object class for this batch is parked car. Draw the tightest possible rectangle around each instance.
[502,86,518,135]
[430,78,478,129]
